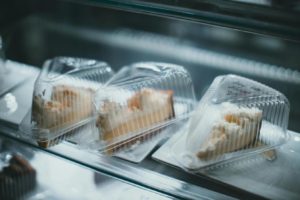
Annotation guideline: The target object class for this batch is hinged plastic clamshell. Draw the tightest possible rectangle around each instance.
[173,74,289,171]
[20,57,114,147]
[94,62,196,154]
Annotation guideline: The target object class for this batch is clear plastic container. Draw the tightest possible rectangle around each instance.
[94,62,196,155]
[0,35,8,94]
[0,39,4,88]
[0,36,3,66]
[0,37,34,96]
[174,74,290,171]
[20,57,114,148]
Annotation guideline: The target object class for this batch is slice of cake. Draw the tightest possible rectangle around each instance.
[196,103,262,159]
[96,88,175,150]
[32,85,94,130]
[0,155,37,200]
[32,85,94,147]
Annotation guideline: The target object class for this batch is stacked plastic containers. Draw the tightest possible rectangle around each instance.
[20,57,115,147]
[94,62,196,154]
[173,74,289,171]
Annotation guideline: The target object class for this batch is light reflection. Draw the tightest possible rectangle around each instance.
[32,152,173,200]
[32,152,101,200]
[0,93,18,114]
[294,136,300,142]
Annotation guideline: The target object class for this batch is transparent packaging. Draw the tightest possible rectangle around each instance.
[0,35,9,95]
[173,74,290,171]
[0,36,34,96]
[94,62,196,155]
[0,36,3,67]
[0,36,4,90]
[20,57,114,148]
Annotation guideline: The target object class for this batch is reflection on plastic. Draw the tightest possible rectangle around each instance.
[0,93,18,115]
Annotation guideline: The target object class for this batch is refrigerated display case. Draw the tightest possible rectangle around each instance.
[0,0,300,199]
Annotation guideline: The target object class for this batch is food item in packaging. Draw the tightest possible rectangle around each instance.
[176,74,289,170]
[32,84,94,130]
[96,88,175,149]
[191,102,262,159]
[0,155,36,199]
[93,62,196,156]
[19,57,115,148]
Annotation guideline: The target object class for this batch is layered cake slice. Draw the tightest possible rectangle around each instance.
[195,103,262,159]
[32,85,94,147]
[32,85,94,129]
[96,88,175,150]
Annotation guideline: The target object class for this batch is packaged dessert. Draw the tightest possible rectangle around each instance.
[0,153,37,200]
[173,74,289,171]
[20,57,114,148]
[94,62,196,155]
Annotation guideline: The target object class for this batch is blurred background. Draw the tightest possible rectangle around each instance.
[0,0,300,131]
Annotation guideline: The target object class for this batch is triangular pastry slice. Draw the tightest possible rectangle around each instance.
[32,85,94,130]
[196,103,262,159]
[96,88,175,151]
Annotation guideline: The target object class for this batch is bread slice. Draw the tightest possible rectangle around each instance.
[197,103,262,159]
[96,88,175,151]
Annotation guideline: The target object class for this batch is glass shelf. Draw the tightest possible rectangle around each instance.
[0,133,177,200]
[72,0,300,41]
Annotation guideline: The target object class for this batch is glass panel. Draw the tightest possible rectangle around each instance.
[66,0,300,41]
[0,133,177,200]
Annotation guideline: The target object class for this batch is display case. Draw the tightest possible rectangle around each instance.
[1,0,300,199]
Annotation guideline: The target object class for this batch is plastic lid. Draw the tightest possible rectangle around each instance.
[94,62,196,154]
[0,36,5,73]
[177,74,289,171]
[20,57,114,145]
